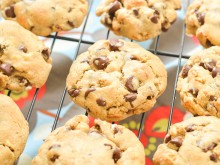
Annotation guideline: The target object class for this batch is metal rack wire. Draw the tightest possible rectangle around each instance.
[6,0,190,164]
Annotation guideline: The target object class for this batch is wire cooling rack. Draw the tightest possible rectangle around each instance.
[4,0,192,164]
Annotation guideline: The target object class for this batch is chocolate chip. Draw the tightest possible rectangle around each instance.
[104,144,113,149]
[19,77,30,86]
[49,144,61,150]
[0,63,14,76]
[130,56,138,60]
[85,88,96,98]
[0,45,6,55]
[133,9,139,16]
[203,143,217,152]
[125,76,138,92]
[50,154,59,162]
[182,65,192,78]
[18,45,27,53]
[104,15,112,26]
[93,56,109,70]
[113,126,120,134]
[206,39,214,47]
[30,26,34,31]
[185,124,194,132]
[68,89,80,97]
[199,60,216,71]
[109,39,124,51]
[196,12,205,25]
[124,93,137,102]
[189,88,199,97]
[68,8,73,12]
[212,67,220,78]
[151,11,159,24]
[170,136,183,148]
[161,21,168,32]
[67,21,75,27]
[96,98,106,106]
[209,96,217,101]
[109,1,121,15]
[94,124,101,131]
[5,6,16,18]
[112,148,121,163]
[41,48,50,60]
[147,95,154,100]
[164,134,171,143]
[210,153,217,162]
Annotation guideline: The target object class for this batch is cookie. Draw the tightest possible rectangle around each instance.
[0,0,88,36]
[185,0,220,48]
[66,39,167,122]
[0,20,52,92]
[32,115,145,165]
[96,0,181,41]
[153,116,220,165]
[0,94,29,165]
[177,46,220,118]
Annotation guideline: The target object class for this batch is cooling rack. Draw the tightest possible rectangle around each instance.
[3,0,193,164]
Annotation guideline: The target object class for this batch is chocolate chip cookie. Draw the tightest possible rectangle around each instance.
[0,0,88,36]
[0,20,52,92]
[66,39,167,122]
[96,0,181,41]
[177,46,220,118]
[153,116,220,165]
[32,115,145,165]
[0,94,29,165]
[185,0,220,47]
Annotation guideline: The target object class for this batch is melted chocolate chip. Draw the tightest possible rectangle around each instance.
[85,88,96,98]
[68,8,73,13]
[96,98,106,106]
[203,143,217,152]
[147,95,154,100]
[94,124,101,131]
[133,9,139,16]
[164,134,171,143]
[19,45,27,53]
[124,93,137,102]
[109,39,124,51]
[186,124,194,132]
[109,1,121,15]
[50,154,59,162]
[0,63,14,76]
[196,12,205,25]
[151,11,159,24]
[112,148,121,163]
[113,126,120,134]
[130,56,138,60]
[67,21,75,27]
[199,60,216,71]
[210,153,217,162]
[161,21,168,32]
[68,89,80,97]
[49,144,61,150]
[212,67,220,78]
[104,144,113,149]
[189,88,199,97]
[125,76,137,92]
[5,6,16,18]
[209,95,217,101]
[41,48,50,60]
[170,137,183,148]
[206,39,214,47]
[182,65,192,78]
[93,56,109,70]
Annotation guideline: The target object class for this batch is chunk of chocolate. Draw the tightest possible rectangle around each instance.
[67,21,75,27]
[189,88,199,97]
[206,39,214,47]
[210,153,217,162]
[109,39,124,51]
[112,148,121,163]
[203,143,217,152]
[170,136,183,148]
[212,67,220,78]
[50,154,59,162]
[109,1,121,15]
[196,12,205,25]
[209,95,217,101]
[68,89,80,97]
[164,134,171,143]
[96,98,106,106]
[19,45,27,53]
[125,76,139,92]
[133,9,139,16]
[0,63,14,76]
[85,88,96,98]
[182,65,192,78]
[185,124,194,132]
[124,93,137,102]
[41,48,50,60]
[93,56,109,70]
[199,60,216,71]
[5,6,16,18]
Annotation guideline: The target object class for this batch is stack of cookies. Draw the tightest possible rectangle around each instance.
[153,0,220,164]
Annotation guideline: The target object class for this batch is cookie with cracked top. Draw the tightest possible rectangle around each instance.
[185,0,220,48]
[0,0,88,36]
[0,94,29,165]
[32,115,145,165]
[0,20,52,92]
[153,116,220,165]
[96,0,181,41]
[66,39,167,122]
[177,46,220,118]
